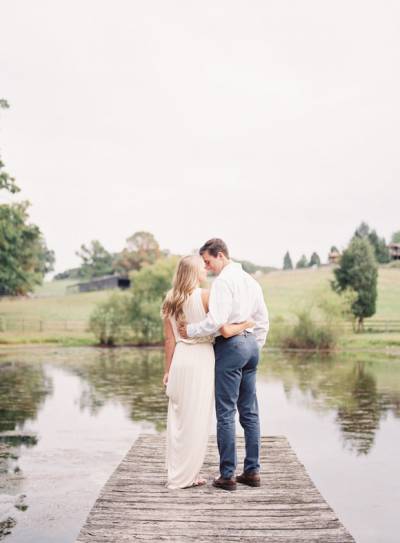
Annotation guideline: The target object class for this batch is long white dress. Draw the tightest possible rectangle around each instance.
[165,288,215,489]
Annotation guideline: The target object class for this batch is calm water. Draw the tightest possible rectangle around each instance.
[0,346,399,543]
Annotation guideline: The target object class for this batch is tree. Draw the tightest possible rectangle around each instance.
[0,201,55,295]
[126,257,178,343]
[353,221,390,264]
[309,252,321,267]
[368,230,390,263]
[75,240,114,279]
[331,237,378,330]
[296,255,308,269]
[113,231,161,274]
[283,251,293,270]
[391,231,400,244]
[0,100,54,295]
[0,100,20,195]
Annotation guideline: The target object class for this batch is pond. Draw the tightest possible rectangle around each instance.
[0,346,399,543]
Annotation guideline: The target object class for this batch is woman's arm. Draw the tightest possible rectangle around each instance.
[201,289,254,339]
[163,318,176,385]
[219,320,255,339]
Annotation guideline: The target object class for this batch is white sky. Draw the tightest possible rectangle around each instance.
[1,0,399,275]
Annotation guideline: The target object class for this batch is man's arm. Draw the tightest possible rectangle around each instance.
[186,279,233,338]
[252,286,269,350]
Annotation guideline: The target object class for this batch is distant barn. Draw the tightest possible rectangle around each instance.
[66,275,131,294]
[389,243,400,261]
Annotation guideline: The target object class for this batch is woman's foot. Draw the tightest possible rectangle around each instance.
[190,477,207,487]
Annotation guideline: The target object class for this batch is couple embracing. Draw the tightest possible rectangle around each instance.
[162,238,269,491]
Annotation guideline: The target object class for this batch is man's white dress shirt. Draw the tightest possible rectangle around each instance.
[187,262,269,350]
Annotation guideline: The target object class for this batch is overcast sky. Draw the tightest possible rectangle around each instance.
[1,0,399,275]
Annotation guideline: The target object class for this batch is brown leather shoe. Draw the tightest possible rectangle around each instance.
[236,471,261,487]
[212,476,237,491]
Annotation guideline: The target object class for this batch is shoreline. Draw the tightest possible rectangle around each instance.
[0,341,399,356]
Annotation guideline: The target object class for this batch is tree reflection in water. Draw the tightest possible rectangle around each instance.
[0,360,51,537]
[63,348,168,432]
[261,352,400,455]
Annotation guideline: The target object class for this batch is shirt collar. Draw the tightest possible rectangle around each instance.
[219,261,242,277]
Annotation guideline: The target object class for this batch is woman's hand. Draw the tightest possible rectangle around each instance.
[163,372,169,386]
[219,320,255,338]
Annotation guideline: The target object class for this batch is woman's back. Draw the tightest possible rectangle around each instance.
[169,288,212,344]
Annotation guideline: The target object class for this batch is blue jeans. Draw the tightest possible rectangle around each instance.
[214,332,260,479]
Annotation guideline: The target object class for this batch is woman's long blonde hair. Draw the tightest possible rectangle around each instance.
[161,255,203,322]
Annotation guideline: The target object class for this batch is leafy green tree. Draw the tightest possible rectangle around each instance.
[309,252,321,267]
[89,293,128,345]
[113,231,161,274]
[0,100,54,295]
[126,257,178,343]
[391,231,400,244]
[353,221,390,264]
[296,254,308,269]
[75,240,114,278]
[0,100,20,195]
[0,201,55,295]
[331,245,339,253]
[283,251,293,270]
[332,237,378,330]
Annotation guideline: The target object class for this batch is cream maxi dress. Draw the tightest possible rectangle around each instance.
[165,287,215,489]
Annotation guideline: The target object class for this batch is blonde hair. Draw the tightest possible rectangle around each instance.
[161,255,203,322]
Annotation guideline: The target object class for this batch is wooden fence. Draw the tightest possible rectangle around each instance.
[1,317,400,335]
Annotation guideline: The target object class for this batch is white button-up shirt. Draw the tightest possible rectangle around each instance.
[187,261,269,349]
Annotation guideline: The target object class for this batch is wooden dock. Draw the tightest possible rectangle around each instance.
[76,434,355,542]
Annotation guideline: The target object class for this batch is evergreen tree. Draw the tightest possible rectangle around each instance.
[332,237,378,330]
[283,251,293,270]
[309,252,321,267]
[391,231,400,244]
[296,255,308,269]
[353,221,390,264]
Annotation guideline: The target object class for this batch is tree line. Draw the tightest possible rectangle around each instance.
[283,222,399,270]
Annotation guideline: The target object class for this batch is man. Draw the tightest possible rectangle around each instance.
[178,238,269,491]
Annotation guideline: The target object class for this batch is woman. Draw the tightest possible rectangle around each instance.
[161,255,253,489]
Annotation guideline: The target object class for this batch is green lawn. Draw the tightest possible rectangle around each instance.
[0,266,399,349]
[259,265,400,322]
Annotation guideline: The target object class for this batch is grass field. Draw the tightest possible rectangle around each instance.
[0,265,399,349]
[260,265,400,321]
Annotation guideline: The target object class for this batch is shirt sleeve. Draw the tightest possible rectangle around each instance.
[187,279,233,338]
[252,286,269,350]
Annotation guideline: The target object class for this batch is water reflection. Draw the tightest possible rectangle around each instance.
[58,349,168,432]
[261,352,400,455]
[0,347,399,543]
[0,360,53,432]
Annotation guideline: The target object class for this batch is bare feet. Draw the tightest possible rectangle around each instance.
[190,478,207,487]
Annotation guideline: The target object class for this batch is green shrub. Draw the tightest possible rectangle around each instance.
[279,288,353,350]
[89,293,128,345]
[126,257,178,344]
[281,310,339,350]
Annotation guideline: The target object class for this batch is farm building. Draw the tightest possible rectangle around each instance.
[389,243,400,261]
[328,248,341,265]
[66,275,131,294]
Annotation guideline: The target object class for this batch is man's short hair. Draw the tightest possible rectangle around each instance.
[199,238,229,258]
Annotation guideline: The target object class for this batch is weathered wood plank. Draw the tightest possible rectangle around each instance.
[75,435,355,543]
